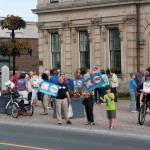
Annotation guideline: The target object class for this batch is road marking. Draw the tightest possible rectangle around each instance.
[0,142,51,150]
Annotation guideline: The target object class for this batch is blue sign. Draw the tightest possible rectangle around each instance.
[74,79,83,88]
[82,73,105,92]
[39,81,60,97]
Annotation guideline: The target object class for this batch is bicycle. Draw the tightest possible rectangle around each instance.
[138,93,150,125]
[5,84,19,115]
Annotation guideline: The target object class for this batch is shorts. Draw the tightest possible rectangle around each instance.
[107,110,116,119]
[31,89,38,100]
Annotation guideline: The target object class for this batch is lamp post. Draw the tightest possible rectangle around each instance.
[11,29,16,76]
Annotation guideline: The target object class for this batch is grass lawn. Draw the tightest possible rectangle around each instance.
[118,96,130,100]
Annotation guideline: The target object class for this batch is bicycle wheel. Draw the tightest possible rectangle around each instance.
[138,104,146,125]
[26,105,34,116]
[12,103,19,118]
[6,101,12,115]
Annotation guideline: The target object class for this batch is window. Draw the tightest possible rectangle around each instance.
[50,0,59,3]
[109,28,121,73]
[79,31,90,68]
[51,33,61,69]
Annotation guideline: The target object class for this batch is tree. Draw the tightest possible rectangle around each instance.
[0,15,32,75]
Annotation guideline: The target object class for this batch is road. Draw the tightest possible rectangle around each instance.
[0,123,149,150]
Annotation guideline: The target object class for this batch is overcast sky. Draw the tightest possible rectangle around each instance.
[0,0,37,21]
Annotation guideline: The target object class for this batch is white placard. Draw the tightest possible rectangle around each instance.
[143,82,150,93]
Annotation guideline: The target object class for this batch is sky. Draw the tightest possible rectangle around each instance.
[0,0,37,21]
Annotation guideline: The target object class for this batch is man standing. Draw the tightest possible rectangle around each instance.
[135,67,149,111]
[56,76,72,125]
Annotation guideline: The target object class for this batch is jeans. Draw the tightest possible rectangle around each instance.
[130,93,136,111]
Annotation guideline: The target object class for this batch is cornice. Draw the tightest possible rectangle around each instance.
[33,0,150,14]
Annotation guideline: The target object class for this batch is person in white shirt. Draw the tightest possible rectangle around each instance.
[110,69,118,102]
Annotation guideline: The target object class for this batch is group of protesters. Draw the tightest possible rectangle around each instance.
[5,67,120,129]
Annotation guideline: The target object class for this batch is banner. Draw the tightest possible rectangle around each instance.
[74,79,83,88]
[143,81,150,93]
[39,81,60,97]
[82,73,105,92]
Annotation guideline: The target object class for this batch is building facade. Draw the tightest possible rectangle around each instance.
[0,22,39,73]
[33,0,150,92]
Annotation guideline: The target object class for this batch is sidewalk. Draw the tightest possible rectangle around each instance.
[0,100,150,136]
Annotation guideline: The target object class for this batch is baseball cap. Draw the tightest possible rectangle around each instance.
[105,85,111,90]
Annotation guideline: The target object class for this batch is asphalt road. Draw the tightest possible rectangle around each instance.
[0,123,149,150]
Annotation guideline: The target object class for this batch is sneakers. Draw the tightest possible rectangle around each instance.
[107,125,115,130]
[66,120,72,125]
[109,126,115,130]
[90,122,95,125]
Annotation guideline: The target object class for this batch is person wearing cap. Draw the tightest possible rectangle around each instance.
[100,85,116,129]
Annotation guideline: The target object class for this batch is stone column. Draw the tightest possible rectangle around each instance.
[43,29,50,69]
[71,27,77,77]
[91,17,101,69]
[101,25,107,70]
[61,20,72,76]
[123,14,137,73]
[87,26,93,69]
[37,22,44,74]
[119,24,126,76]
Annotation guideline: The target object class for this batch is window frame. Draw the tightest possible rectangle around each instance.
[79,31,90,69]
[51,33,61,69]
[109,28,121,74]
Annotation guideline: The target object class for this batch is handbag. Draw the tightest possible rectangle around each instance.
[68,104,73,118]
[37,91,44,101]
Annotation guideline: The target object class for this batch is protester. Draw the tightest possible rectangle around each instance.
[83,69,93,81]
[99,69,109,103]
[17,73,28,98]
[40,73,50,115]
[25,74,32,101]
[82,87,95,125]
[135,67,149,111]
[74,69,82,79]
[109,69,118,102]
[139,74,150,106]
[93,67,101,104]
[56,76,72,125]
[129,73,138,112]
[100,85,116,129]
[30,71,40,105]
[50,70,58,84]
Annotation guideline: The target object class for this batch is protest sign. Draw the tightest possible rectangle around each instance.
[39,81,60,97]
[82,73,105,92]
[143,82,150,93]
[74,79,83,88]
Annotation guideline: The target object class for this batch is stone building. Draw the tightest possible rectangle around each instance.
[33,0,150,92]
[0,22,39,73]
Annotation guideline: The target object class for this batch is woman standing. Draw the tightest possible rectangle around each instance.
[40,73,50,115]
[82,87,95,125]
[109,69,118,102]
[17,73,28,98]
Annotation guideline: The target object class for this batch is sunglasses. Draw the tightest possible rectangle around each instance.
[146,77,150,80]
